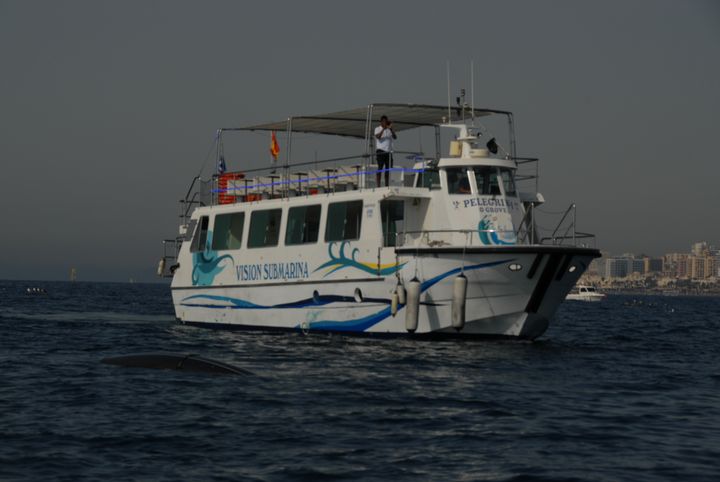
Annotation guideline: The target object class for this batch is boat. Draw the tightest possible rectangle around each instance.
[159,102,600,339]
[565,284,606,302]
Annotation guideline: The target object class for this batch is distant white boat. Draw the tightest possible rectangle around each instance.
[566,284,606,302]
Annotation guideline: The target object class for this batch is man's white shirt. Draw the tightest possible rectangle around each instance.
[374,126,394,152]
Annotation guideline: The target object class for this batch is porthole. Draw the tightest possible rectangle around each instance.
[508,263,522,272]
[568,265,577,273]
[354,288,363,303]
[313,290,321,304]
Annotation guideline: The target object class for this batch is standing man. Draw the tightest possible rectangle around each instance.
[374,115,397,187]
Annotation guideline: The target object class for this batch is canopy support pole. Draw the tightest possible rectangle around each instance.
[364,104,374,190]
[434,125,441,161]
[507,113,516,160]
[214,129,223,205]
[285,117,293,199]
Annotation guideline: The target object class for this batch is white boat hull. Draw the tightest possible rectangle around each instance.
[163,102,603,341]
[565,293,606,302]
[171,247,598,340]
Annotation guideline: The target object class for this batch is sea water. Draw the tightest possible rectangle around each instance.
[1,280,719,481]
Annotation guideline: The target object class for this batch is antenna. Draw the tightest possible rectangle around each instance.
[470,60,475,123]
[446,61,451,122]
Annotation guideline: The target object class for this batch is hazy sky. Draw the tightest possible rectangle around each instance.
[1,0,719,282]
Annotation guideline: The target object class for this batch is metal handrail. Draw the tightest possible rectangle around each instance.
[540,232,595,243]
[159,237,182,277]
[540,233,596,248]
[179,175,211,224]
[240,153,370,175]
[180,192,205,221]
[221,150,428,177]
[399,228,520,236]
[395,228,524,249]
[515,205,535,244]
[216,166,423,195]
[182,176,202,204]
[549,203,575,241]
[512,156,539,191]
[513,157,539,164]
[394,220,595,249]
[536,203,597,247]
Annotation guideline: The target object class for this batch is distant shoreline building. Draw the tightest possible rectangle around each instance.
[594,241,717,281]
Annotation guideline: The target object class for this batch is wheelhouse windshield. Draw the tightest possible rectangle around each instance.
[472,166,516,196]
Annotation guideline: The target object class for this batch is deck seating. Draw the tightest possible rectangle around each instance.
[224,162,403,204]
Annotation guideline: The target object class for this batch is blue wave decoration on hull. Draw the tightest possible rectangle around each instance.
[478,217,516,246]
[179,259,514,333]
[308,307,393,332]
[191,231,234,286]
[182,294,264,309]
[314,241,406,277]
[181,293,391,310]
[304,258,513,332]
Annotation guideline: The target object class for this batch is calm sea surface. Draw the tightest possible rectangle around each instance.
[1,280,719,481]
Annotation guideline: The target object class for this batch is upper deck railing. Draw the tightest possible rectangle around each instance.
[176,152,566,248]
[180,152,539,211]
[180,150,427,218]
[179,176,212,225]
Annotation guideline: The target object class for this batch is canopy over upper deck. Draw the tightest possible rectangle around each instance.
[229,103,512,139]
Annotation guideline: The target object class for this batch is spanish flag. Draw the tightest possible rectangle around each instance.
[270,131,280,160]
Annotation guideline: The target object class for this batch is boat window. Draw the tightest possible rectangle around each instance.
[500,168,517,196]
[446,168,471,194]
[380,200,404,247]
[212,212,245,251]
[325,200,363,242]
[190,216,209,252]
[285,205,321,245]
[416,169,440,189]
[473,166,501,195]
[248,209,282,248]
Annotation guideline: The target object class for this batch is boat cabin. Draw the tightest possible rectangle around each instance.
[161,104,593,278]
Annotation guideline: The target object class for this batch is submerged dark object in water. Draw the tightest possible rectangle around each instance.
[101,353,251,375]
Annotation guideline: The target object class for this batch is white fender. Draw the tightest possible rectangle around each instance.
[405,278,421,333]
[451,274,468,330]
[157,258,166,277]
[391,291,399,317]
[397,283,406,305]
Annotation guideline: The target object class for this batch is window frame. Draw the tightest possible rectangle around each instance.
[472,166,502,196]
[190,216,210,252]
[416,168,440,189]
[247,208,283,248]
[380,199,404,248]
[499,167,517,196]
[285,204,322,246]
[211,212,246,251]
[445,167,471,195]
[324,200,363,242]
